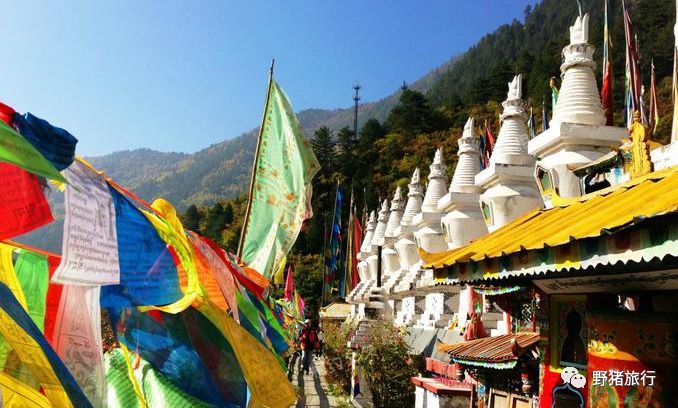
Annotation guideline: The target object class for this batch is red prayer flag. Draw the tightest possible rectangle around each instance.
[601,0,614,126]
[650,61,660,134]
[351,215,362,287]
[44,254,64,346]
[0,162,53,240]
[284,264,294,301]
[484,123,495,166]
[0,101,15,126]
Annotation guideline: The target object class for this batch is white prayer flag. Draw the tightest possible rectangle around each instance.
[53,285,106,408]
[53,160,120,285]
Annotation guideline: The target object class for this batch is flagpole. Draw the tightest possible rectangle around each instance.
[238,59,275,259]
[321,212,328,307]
[324,181,340,306]
[344,188,355,297]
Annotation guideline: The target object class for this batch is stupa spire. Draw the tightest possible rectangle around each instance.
[400,168,424,227]
[421,148,448,212]
[385,187,405,239]
[551,13,605,126]
[359,210,377,254]
[490,75,531,165]
[371,199,390,246]
[450,117,482,193]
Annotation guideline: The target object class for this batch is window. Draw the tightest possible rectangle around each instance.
[538,167,553,191]
[481,201,493,225]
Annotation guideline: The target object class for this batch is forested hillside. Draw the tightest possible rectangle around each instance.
[192,0,675,255]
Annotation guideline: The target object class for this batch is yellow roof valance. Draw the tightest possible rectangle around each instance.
[422,165,678,269]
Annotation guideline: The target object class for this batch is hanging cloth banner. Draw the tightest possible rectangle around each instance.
[0,371,51,407]
[197,301,297,408]
[53,285,106,408]
[188,232,236,317]
[12,112,78,171]
[0,102,15,125]
[0,120,65,182]
[106,305,238,407]
[105,348,224,408]
[100,187,182,308]
[239,79,320,279]
[137,198,198,314]
[13,249,49,332]
[0,162,53,241]
[104,348,145,408]
[53,160,120,285]
[0,282,92,408]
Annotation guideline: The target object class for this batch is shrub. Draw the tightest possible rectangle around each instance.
[323,322,355,393]
[356,320,420,408]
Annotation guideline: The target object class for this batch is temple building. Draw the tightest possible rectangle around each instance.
[346,9,678,408]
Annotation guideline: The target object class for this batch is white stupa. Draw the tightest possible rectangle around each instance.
[413,148,449,253]
[529,13,625,199]
[392,169,425,325]
[383,187,405,276]
[476,75,542,232]
[439,117,488,249]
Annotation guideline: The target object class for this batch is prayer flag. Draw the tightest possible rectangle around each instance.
[0,371,51,407]
[100,187,182,308]
[527,107,537,139]
[53,285,106,408]
[649,60,660,135]
[13,112,78,171]
[673,46,678,142]
[352,214,362,287]
[13,249,49,331]
[273,255,286,285]
[325,186,343,302]
[53,159,120,285]
[0,102,15,126]
[0,162,53,241]
[623,1,642,129]
[239,79,320,279]
[197,302,297,408]
[601,0,614,126]
[106,305,245,407]
[190,234,239,322]
[542,99,550,132]
[0,120,65,182]
[284,264,294,301]
[0,282,92,408]
[483,121,495,167]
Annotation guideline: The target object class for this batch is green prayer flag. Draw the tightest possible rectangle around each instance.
[240,79,320,278]
[14,250,49,332]
[0,120,66,182]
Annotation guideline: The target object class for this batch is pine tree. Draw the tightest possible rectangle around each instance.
[311,126,335,180]
[336,126,357,184]
[183,204,201,232]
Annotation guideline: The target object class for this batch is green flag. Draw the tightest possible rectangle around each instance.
[240,79,320,279]
[0,120,65,182]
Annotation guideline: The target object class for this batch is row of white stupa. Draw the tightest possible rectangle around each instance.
[346,13,637,330]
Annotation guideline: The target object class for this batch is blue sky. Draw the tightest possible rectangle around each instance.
[0,1,538,156]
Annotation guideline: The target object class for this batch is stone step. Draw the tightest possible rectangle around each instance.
[481,312,504,322]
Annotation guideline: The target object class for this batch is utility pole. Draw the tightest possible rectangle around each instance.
[353,83,361,138]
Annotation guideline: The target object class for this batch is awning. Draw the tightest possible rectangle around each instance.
[410,376,472,395]
[438,333,539,369]
[319,302,352,319]
[421,166,678,270]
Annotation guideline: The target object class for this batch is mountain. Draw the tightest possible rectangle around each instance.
[84,56,457,210]
[18,0,674,255]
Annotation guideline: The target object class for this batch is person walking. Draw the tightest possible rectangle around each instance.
[299,319,315,375]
